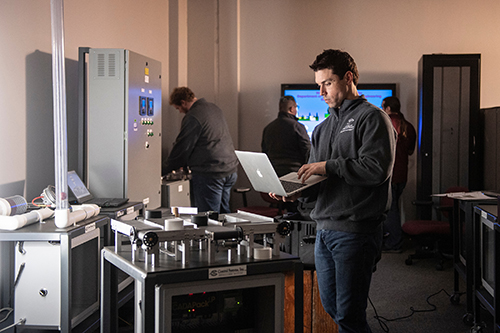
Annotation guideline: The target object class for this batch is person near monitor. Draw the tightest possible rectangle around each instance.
[381,96,416,252]
[163,87,238,213]
[261,95,311,214]
[261,95,311,177]
[271,49,396,333]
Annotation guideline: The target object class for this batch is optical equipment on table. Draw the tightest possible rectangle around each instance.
[111,211,292,266]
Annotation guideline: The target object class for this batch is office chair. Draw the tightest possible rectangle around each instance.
[233,187,283,218]
[402,186,468,270]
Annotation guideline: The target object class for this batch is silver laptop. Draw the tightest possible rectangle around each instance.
[67,170,129,207]
[235,150,326,197]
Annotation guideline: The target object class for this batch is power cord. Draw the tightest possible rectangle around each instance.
[42,185,56,208]
[0,262,26,331]
[0,308,13,324]
[31,185,57,208]
[0,317,26,332]
[369,288,454,332]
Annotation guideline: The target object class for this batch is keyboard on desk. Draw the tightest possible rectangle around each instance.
[280,180,308,194]
[88,197,129,207]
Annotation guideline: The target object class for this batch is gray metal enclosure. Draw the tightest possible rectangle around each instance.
[431,66,471,193]
[417,54,481,219]
[87,48,162,209]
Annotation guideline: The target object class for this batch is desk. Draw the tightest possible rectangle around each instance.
[0,214,109,332]
[99,201,144,245]
[99,201,144,220]
[98,201,145,326]
[101,245,303,332]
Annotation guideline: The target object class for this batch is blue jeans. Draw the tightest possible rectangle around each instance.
[190,172,237,213]
[383,183,406,250]
[315,226,383,333]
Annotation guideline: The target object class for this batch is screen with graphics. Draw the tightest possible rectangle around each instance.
[281,83,396,138]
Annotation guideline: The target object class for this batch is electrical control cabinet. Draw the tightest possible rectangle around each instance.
[87,48,162,209]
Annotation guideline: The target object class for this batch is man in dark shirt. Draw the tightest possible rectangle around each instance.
[164,87,238,213]
[261,96,311,177]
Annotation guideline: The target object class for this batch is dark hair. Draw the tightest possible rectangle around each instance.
[169,87,195,106]
[382,96,401,113]
[309,49,359,86]
[383,96,409,138]
[279,96,296,113]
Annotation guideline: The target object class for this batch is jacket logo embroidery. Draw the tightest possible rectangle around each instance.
[340,118,355,133]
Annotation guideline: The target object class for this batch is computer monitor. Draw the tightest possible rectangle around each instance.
[357,83,397,109]
[281,83,397,138]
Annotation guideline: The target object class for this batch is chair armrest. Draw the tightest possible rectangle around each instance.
[434,205,453,221]
[435,206,453,213]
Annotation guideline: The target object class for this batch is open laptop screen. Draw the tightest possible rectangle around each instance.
[68,170,94,203]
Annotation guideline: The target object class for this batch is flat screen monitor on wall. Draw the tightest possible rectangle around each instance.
[281,83,397,138]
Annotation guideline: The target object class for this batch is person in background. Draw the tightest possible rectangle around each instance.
[271,49,396,332]
[262,96,311,215]
[261,96,311,177]
[381,96,416,252]
[163,87,238,213]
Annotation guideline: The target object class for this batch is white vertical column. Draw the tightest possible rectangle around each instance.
[178,0,188,87]
[50,0,70,228]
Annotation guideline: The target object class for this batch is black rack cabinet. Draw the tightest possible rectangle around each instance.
[417,54,481,219]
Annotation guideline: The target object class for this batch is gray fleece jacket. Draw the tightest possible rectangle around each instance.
[303,96,396,233]
[164,98,238,178]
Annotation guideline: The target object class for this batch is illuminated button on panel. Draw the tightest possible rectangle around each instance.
[147,97,154,116]
[141,118,154,125]
[139,96,147,116]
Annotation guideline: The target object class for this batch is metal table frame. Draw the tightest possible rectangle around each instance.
[0,215,109,332]
[101,245,303,332]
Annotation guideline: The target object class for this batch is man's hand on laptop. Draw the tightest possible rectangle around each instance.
[269,192,302,202]
[298,162,327,181]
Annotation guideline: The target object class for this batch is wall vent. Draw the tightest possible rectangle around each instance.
[108,53,116,77]
[97,53,105,77]
[95,52,119,79]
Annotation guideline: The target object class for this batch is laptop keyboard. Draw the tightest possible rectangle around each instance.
[90,198,129,207]
[280,180,308,194]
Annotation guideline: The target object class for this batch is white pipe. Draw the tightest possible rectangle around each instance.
[0,208,54,231]
[50,0,70,228]
[71,204,100,218]
[56,204,101,228]
[0,205,101,230]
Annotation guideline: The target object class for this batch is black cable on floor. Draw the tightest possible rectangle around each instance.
[368,288,453,332]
